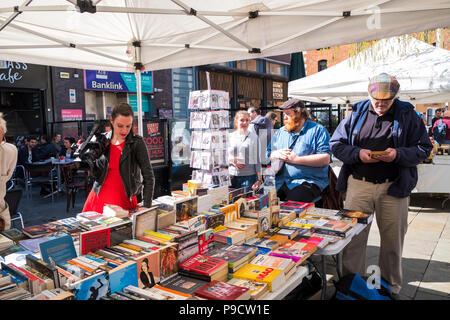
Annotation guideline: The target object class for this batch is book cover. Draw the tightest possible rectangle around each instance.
[204,245,254,269]
[22,225,53,238]
[18,237,53,253]
[175,197,198,222]
[76,211,103,220]
[39,235,77,265]
[147,284,191,300]
[243,237,279,250]
[108,261,138,294]
[280,200,315,213]
[80,228,111,255]
[227,278,269,300]
[194,280,250,300]
[212,203,239,224]
[197,229,215,254]
[132,207,158,238]
[250,254,295,274]
[179,253,227,276]
[70,271,109,300]
[173,230,199,264]
[214,226,246,245]
[228,187,247,204]
[159,273,208,295]
[159,245,179,281]
[269,241,317,264]
[110,220,133,246]
[1,228,26,242]
[199,212,225,230]
[232,264,285,292]
[337,209,373,224]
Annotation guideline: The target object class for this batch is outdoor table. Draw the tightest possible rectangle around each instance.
[313,223,368,300]
[51,158,75,194]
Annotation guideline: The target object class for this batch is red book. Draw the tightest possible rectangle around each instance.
[80,228,111,255]
[179,253,227,276]
[280,201,314,214]
[194,280,250,300]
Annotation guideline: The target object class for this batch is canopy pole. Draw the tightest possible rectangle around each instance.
[133,41,144,137]
[136,68,143,137]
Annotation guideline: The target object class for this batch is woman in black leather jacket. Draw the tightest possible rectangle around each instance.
[82,103,155,213]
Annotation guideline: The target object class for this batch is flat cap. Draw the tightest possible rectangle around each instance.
[368,73,400,100]
[279,98,304,110]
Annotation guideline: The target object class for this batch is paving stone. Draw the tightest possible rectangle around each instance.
[419,260,450,297]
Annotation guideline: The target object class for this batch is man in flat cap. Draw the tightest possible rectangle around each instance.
[267,98,331,202]
[330,73,432,299]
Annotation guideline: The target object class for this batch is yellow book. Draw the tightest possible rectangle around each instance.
[284,221,314,229]
[233,263,286,292]
[144,230,175,241]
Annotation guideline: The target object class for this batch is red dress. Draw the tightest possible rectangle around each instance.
[82,141,137,213]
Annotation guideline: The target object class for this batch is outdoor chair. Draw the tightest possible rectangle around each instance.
[61,163,92,212]
[24,161,57,202]
[5,188,25,229]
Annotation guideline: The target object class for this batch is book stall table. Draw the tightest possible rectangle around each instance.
[332,156,450,209]
[264,265,309,300]
[413,155,450,208]
[313,223,368,300]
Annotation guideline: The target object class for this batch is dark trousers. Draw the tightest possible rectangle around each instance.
[277,182,322,203]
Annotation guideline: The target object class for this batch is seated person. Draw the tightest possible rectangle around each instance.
[59,136,76,160]
[17,136,38,166]
[36,135,58,161]
[267,98,331,203]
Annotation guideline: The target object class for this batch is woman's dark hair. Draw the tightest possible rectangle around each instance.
[111,103,134,120]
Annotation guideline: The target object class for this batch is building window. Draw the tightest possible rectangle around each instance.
[266,61,288,76]
[172,67,194,118]
[237,59,263,72]
[318,60,327,72]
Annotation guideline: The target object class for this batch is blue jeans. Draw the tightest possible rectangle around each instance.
[230,174,257,190]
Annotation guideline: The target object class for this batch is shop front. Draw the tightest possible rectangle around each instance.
[0,60,50,141]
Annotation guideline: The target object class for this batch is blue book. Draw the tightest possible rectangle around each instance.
[19,237,53,253]
[254,247,272,256]
[70,271,109,300]
[108,261,138,294]
[39,234,77,266]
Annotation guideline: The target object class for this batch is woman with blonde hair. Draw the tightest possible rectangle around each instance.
[0,113,18,230]
[228,110,262,190]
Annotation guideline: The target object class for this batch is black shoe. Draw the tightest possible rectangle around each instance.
[391,293,402,300]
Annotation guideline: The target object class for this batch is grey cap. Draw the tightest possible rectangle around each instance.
[279,98,304,110]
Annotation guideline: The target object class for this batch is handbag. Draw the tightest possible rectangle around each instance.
[272,134,300,176]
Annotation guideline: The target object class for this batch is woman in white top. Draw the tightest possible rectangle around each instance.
[228,111,262,191]
[0,113,18,230]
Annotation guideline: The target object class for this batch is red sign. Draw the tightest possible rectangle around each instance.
[61,109,83,121]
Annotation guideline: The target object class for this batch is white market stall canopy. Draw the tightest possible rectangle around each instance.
[288,35,450,104]
[1,0,450,73]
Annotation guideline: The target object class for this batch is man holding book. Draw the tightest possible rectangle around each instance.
[267,98,331,203]
[330,73,432,299]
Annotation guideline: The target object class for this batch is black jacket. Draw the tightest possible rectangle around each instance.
[91,131,155,207]
[36,142,58,161]
[17,146,38,166]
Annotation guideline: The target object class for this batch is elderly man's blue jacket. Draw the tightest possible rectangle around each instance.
[330,98,433,198]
